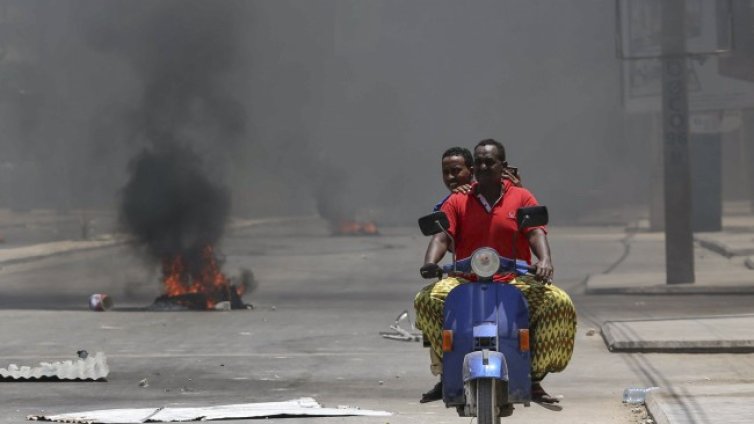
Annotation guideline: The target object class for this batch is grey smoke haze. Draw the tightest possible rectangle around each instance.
[0,1,654,224]
[76,1,246,148]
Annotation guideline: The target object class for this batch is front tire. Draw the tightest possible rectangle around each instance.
[476,379,500,424]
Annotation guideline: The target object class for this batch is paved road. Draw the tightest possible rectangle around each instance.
[1,222,751,423]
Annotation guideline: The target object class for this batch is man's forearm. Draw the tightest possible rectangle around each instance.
[526,228,551,261]
[424,233,450,264]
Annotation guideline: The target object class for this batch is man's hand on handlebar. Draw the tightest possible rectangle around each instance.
[420,263,443,279]
[532,258,554,283]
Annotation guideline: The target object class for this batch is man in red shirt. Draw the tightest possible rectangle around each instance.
[434,147,474,212]
[415,139,576,404]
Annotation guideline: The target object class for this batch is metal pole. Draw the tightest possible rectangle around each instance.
[649,112,664,231]
[743,109,754,213]
[661,0,695,284]
[690,126,722,232]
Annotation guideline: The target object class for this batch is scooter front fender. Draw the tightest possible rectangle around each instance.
[463,350,508,382]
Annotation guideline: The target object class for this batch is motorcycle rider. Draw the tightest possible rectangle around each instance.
[434,147,474,211]
[415,138,576,404]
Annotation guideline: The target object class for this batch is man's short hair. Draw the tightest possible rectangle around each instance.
[442,146,473,168]
[475,138,506,162]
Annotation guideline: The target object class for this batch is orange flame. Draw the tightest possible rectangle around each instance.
[336,220,379,236]
[161,245,240,309]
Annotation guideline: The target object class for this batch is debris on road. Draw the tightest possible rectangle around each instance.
[1,352,109,381]
[623,387,659,404]
[379,310,421,342]
[27,397,392,423]
[585,328,597,336]
[138,378,149,388]
[89,293,113,311]
[213,301,231,311]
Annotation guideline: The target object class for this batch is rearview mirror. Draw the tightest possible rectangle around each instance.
[516,206,548,230]
[418,211,450,236]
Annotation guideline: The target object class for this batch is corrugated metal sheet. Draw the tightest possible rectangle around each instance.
[27,398,391,423]
[1,352,108,381]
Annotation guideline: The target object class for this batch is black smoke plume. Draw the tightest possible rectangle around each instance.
[120,144,230,274]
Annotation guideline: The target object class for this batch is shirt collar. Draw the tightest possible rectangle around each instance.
[472,180,509,213]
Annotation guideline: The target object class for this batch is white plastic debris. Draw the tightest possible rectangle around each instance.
[213,301,231,311]
[380,310,421,342]
[1,352,109,381]
[623,386,660,404]
[27,398,391,423]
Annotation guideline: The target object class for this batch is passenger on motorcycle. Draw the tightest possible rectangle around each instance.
[415,138,576,404]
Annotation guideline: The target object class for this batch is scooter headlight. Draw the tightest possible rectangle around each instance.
[470,247,500,279]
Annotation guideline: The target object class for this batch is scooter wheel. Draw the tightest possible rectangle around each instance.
[476,379,500,424]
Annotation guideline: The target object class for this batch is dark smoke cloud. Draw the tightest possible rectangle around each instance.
[119,143,230,271]
[78,1,242,257]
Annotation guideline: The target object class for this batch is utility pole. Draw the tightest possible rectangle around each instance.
[661,0,695,284]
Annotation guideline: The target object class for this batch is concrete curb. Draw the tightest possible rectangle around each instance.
[586,283,754,295]
[644,390,672,424]
[0,239,127,267]
[696,237,754,258]
[0,216,84,231]
[0,216,317,267]
[227,215,320,231]
[586,271,754,295]
[601,315,754,353]
[645,385,754,424]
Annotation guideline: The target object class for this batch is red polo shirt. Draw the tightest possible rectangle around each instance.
[439,180,545,266]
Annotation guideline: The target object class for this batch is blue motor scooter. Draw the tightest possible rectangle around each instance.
[417,206,548,423]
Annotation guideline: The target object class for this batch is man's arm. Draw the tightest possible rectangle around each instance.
[424,232,450,264]
[526,228,553,281]
[420,232,450,278]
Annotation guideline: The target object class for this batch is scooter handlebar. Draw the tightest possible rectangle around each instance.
[436,254,533,277]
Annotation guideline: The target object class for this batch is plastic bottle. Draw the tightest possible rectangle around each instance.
[622,387,659,404]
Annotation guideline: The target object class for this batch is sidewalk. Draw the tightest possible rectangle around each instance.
[0,215,317,266]
[646,385,754,424]
[586,222,754,295]
[0,209,95,230]
[0,236,126,266]
[585,207,754,424]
